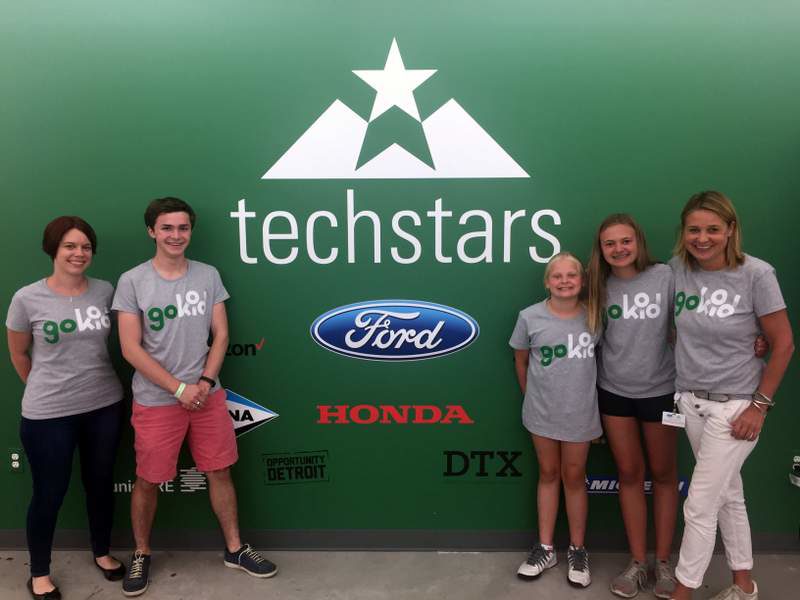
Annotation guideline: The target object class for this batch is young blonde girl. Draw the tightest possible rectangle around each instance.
[509,252,601,588]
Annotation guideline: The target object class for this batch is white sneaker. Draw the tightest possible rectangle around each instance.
[566,545,591,588]
[708,581,758,600]
[517,544,557,579]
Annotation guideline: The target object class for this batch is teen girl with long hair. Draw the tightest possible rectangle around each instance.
[587,214,679,599]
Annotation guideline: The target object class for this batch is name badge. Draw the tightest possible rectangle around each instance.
[662,411,686,428]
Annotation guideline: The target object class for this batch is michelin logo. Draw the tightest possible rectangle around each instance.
[226,388,279,437]
[586,476,689,497]
[263,38,528,180]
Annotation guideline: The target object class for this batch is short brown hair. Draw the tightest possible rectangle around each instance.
[144,197,196,230]
[42,216,97,260]
[674,190,744,270]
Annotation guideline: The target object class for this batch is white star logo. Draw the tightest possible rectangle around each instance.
[353,38,436,123]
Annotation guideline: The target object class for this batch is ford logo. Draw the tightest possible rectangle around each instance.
[310,300,480,361]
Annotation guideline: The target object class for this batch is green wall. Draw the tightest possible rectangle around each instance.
[1,1,798,548]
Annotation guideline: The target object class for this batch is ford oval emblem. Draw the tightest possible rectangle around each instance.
[310,300,480,361]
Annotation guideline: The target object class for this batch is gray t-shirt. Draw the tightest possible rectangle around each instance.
[597,263,676,398]
[509,301,602,442]
[112,260,229,407]
[6,278,123,419]
[670,254,785,395]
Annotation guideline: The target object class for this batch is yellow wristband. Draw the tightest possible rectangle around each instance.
[174,382,186,399]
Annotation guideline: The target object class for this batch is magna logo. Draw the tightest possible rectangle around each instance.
[310,300,479,361]
[225,389,279,437]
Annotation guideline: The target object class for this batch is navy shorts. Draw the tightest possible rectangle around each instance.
[597,387,675,423]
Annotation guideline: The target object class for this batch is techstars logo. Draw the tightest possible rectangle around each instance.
[263,38,528,180]
[230,38,560,265]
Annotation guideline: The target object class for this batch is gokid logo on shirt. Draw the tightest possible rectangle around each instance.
[539,333,594,366]
[607,293,661,320]
[147,290,207,331]
[675,287,740,319]
[43,306,111,344]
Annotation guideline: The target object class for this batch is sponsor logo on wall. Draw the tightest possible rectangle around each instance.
[263,38,528,180]
[443,450,523,478]
[311,300,479,361]
[263,451,330,485]
[114,467,208,494]
[224,337,266,357]
[585,475,689,497]
[317,404,474,424]
[226,389,279,436]
[230,38,563,266]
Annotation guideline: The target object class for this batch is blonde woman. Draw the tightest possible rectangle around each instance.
[669,191,793,600]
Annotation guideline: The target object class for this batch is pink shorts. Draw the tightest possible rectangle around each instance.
[131,388,238,484]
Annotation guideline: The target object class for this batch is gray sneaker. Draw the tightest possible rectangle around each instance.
[610,559,648,598]
[708,581,758,600]
[653,560,677,599]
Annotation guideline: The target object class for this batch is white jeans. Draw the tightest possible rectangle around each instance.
[675,392,756,589]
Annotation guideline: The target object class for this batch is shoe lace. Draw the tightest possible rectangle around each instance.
[129,551,146,579]
[568,547,588,572]
[621,560,646,584]
[525,545,551,568]
[656,561,676,584]
[240,545,266,564]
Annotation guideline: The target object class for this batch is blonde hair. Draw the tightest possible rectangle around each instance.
[587,214,655,333]
[543,252,586,300]
[673,190,744,270]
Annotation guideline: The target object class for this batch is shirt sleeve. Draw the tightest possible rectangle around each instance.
[211,267,230,305]
[111,273,140,314]
[508,312,530,350]
[753,268,786,317]
[667,264,676,317]
[5,290,31,332]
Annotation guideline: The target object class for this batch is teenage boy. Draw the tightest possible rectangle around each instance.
[113,197,277,597]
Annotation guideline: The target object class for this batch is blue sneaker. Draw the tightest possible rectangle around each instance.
[122,551,151,597]
[223,544,278,578]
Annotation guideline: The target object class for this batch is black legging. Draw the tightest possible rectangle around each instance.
[20,401,122,577]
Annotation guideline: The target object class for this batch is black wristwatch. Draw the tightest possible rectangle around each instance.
[199,375,216,387]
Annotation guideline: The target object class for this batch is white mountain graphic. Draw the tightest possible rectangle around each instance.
[263,39,529,180]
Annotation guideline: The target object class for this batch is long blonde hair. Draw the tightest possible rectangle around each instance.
[587,214,655,333]
[673,191,744,270]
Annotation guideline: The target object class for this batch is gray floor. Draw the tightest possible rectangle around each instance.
[0,550,797,599]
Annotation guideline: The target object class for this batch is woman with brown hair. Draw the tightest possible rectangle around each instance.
[6,217,125,599]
